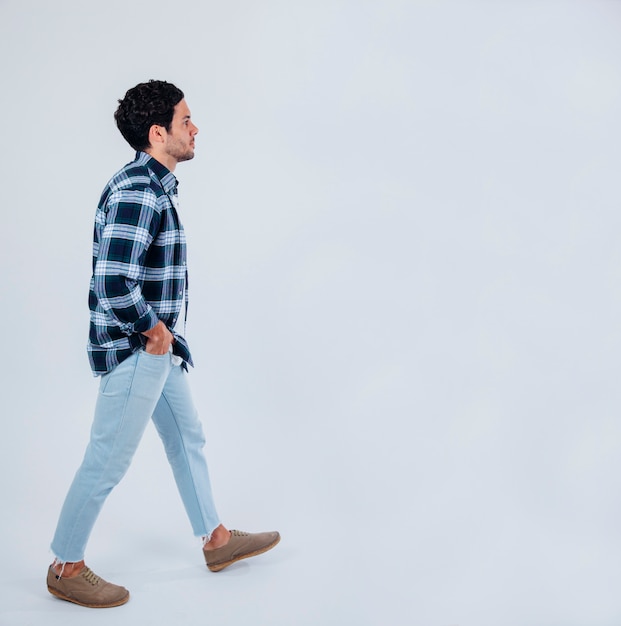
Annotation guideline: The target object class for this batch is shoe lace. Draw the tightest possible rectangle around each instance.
[81,567,102,586]
[230,530,249,537]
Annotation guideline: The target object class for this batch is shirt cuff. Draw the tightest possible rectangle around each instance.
[119,307,159,336]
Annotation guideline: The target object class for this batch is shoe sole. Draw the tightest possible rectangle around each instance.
[47,585,130,608]
[207,534,281,572]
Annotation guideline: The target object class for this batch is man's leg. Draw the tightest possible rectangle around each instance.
[48,350,173,606]
[151,363,280,572]
[150,363,221,539]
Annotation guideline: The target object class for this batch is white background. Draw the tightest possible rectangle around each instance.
[1,1,621,625]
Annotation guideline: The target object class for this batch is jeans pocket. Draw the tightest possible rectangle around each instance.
[99,352,139,396]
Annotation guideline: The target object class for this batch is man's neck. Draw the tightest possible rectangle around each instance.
[144,147,177,172]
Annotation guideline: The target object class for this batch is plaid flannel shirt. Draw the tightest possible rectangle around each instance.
[87,151,193,375]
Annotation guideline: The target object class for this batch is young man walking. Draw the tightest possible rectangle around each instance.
[47,80,279,608]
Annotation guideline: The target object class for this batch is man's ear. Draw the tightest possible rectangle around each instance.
[148,124,166,146]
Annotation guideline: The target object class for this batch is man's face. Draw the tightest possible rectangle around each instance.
[163,99,198,163]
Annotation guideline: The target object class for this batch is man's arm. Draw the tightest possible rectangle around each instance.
[92,187,165,344]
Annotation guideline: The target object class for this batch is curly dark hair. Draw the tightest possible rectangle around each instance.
[114,80,185,151]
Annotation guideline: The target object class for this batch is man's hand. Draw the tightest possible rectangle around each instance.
[142,321,174,355]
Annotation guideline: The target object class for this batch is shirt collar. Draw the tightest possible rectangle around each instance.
[135,151,178,195]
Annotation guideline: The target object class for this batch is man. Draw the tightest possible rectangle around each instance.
[47,80,279,609]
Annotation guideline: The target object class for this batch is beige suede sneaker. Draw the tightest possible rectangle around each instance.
[47,565,129,608]
[203,529,280,572]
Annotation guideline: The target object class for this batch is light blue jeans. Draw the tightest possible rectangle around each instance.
[51,349,220,563]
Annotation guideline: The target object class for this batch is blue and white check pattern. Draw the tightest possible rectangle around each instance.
[87,152,193,375]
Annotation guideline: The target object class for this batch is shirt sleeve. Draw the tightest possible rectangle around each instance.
[92,187,161,335]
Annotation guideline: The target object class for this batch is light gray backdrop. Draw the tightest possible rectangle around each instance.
[1,1,620,625]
